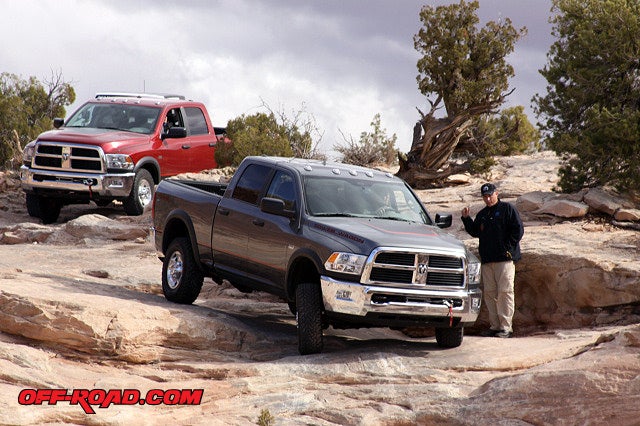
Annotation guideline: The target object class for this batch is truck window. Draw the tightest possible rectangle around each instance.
[232,164,271,205]
[265,171,296,210]
[304,176,430,223]
[184,107,209,135]
[66,103,160,135]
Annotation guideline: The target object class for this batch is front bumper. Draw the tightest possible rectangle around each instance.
[20,166,134,198]
[321,275,482,325]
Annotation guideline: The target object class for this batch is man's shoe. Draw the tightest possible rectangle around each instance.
[480,329,499,337]
[494,330,513,338]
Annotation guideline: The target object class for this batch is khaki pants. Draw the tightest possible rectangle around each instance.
[481,261,515,332]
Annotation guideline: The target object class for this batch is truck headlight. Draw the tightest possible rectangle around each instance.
[23,142,36,163]
[467,261,481,285]
[325,252,367,275]
[106,154,134,170]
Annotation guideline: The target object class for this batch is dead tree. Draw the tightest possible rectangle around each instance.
[397,91,512,189]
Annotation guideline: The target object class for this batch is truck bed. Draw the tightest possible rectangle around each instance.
[153,178,227,264]
[164,179,228,196]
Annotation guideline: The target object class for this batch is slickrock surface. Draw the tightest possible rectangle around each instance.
[0,152,638,425]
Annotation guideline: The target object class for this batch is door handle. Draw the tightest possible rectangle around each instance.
[218,208,229,216]
[208,142,217,147]
[182,144,191,149]
[252,219,264,227]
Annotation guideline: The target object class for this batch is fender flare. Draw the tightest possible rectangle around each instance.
[133,156,161,183]
[285,247,325,300]
[161,208,203,274]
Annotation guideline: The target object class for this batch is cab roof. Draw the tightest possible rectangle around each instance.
[246,156,399,182]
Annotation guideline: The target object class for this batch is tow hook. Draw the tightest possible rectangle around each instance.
[83,179,94,199]
[443,299,454,327]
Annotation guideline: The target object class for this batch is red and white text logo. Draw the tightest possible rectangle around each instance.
[18,388,204,414]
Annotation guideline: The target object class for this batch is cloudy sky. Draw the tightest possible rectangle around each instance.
[2,0,554,155]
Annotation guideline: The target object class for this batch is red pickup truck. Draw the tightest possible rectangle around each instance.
[20,92,227,223]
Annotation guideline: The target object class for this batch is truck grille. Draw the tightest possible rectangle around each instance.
[32,142,104,173]
[365,250,466,288]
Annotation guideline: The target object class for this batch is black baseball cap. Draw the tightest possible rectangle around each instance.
[480,183,496,196]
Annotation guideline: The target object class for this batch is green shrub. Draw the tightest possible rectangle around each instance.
[214,139,236,168]
[335,113,398,167]
[225,112,293,166]
[256,408,274,426]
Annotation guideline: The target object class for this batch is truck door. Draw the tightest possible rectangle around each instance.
[244,169,297,294]
[155,107,186,177]
[182,106,218,172]
[212,163,273,282]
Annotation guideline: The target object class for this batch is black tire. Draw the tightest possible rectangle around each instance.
[295,282,324,355]
[26,193,61,224]
[25,193,41,218]
[162,237,204,304]
[123,169,154,216]
[435,327,464,348]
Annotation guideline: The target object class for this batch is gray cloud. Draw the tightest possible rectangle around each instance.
[2,0,553,153]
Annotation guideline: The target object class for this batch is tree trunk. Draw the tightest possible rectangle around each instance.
[397,114,473,188]
[397,95,510,189]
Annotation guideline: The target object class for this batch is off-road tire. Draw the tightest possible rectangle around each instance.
[26,193,61,224]
[25,193,40,218]
[295,281,324,355]
[123,169,154,216]
[162,237,204,304]
[435,327,464,348]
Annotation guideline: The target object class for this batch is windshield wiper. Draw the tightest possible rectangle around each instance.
[313,213,362,217]
[375,216,415,222]
[96,126,122,131]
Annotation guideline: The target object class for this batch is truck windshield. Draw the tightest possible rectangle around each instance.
[65,103,162,135]
[303,176,431,224]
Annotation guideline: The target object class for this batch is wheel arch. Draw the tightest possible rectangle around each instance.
[286,249,324,301]
[161,209,202,272]
[134,156,161,184]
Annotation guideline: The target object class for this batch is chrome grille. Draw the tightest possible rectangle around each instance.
[33,142,104,173]
[364,249,466,288]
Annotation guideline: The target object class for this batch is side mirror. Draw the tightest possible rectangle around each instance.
[162,126,187,140]
[53,118,64,129]
[435,213,452,228]
[260,197,296,219]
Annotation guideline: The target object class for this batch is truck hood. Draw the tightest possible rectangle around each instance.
[306,217,468,257]
[37,128,151,152]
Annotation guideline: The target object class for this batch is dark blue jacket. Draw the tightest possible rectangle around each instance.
[461,200,524,264]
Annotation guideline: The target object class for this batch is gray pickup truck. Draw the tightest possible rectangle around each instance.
[152,156,482,354]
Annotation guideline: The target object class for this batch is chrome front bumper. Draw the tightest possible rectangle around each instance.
[20,166,134,198]
[321,276,482,323]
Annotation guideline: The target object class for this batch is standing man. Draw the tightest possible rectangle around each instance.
[461,183,524,338]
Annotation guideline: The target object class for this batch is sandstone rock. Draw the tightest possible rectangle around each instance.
[614,208,640,221]
[534,199,589,218]
[583,187,633,215]
[65,214,149,240]
[0,223,55,244]
[516,191,556,212]
[0,151,639,425]
[447,173,471,184]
